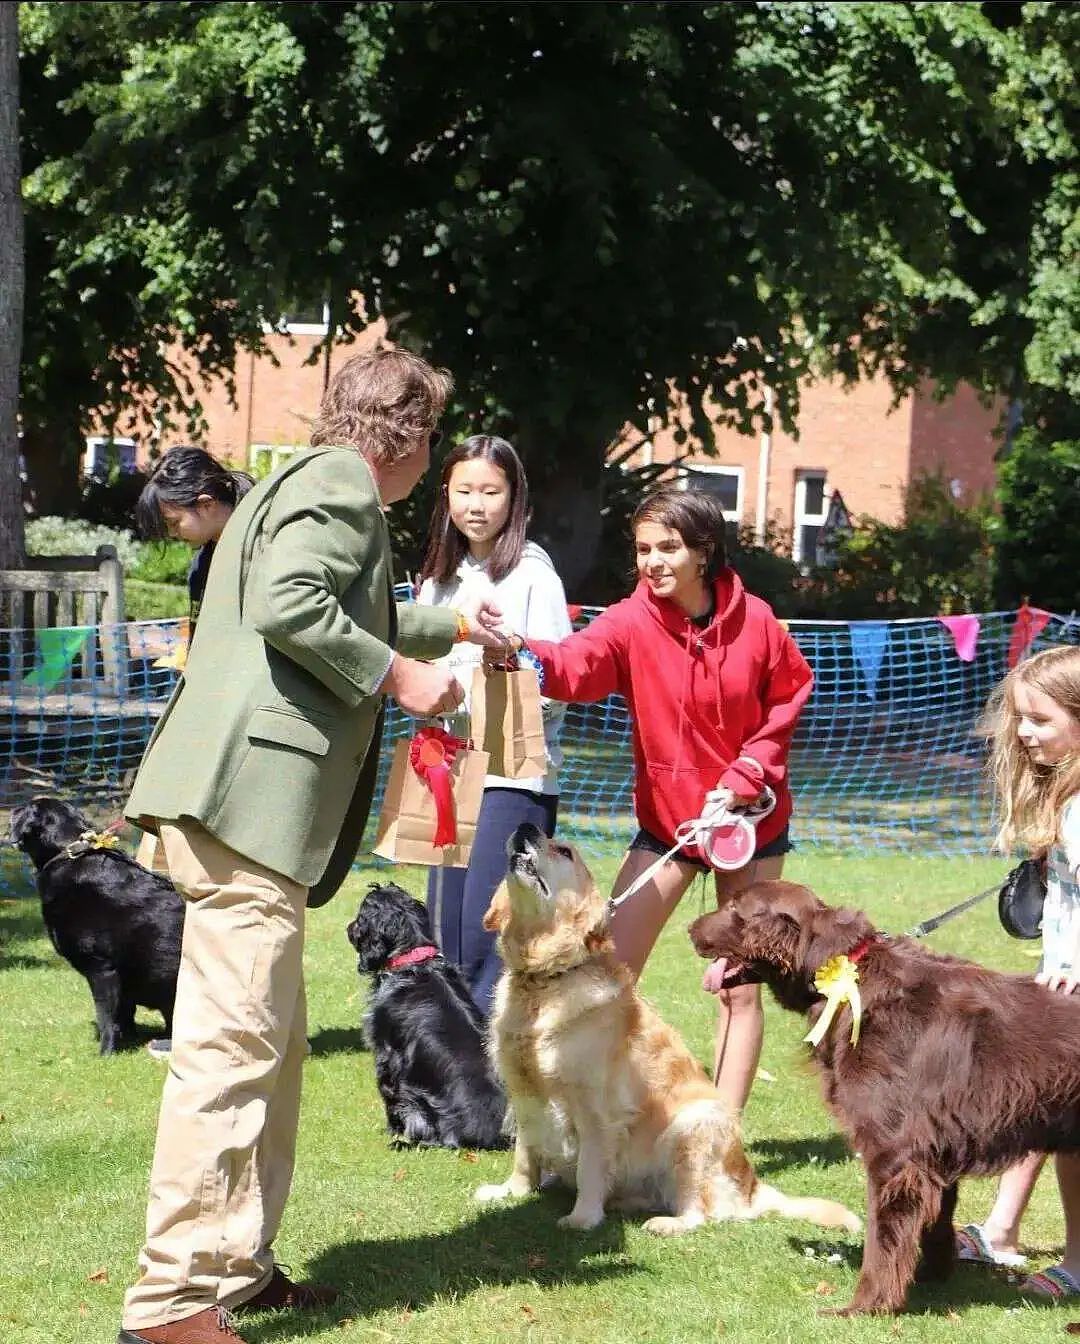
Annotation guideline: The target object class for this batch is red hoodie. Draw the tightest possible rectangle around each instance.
[527,571,813,856]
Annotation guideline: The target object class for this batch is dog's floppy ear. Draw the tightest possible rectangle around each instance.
[483,882,511,934]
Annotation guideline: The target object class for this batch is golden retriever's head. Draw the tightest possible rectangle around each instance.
[482,822,612,976]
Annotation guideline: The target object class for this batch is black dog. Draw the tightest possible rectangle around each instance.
[11,797,184,1054]
[347,883,508,1150]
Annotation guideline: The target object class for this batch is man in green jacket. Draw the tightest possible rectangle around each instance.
[119,349,503,1344]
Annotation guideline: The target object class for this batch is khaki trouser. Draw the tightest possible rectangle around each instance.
[121,820,309,1330]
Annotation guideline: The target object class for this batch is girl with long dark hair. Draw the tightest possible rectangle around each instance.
[416,434,572,1014]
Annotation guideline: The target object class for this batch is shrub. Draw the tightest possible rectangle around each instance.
[126,579,191,621]
[994,427,1080,612]
[129,540,193,585]
[796,474,996,619]
[25,516,143,571]
[729,521,802,617]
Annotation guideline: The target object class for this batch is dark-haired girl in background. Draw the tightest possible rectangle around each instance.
[136,445,254,632]
[132,447,254,950]
[416,435,571,1014]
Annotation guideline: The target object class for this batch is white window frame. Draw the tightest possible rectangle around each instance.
[682,464,745,523]
[83,435,138,478]
[792,469,829,566]
[249,443,307,476]
[261,300,331,336]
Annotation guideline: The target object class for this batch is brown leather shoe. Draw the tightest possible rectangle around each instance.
[233,1265,339,1313]
[118,1306,247,1343]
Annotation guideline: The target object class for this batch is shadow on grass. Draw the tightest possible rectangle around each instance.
[308,1025,371,1057]
[782,1233,1043,1315]
[251,1197,634,1338]
[0,890,50,971]
[749,1132,853,1174]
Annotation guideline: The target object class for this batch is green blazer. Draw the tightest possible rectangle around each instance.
[125,446,456,904]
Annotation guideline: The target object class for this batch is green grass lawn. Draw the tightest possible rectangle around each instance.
[0,850,1070,1343]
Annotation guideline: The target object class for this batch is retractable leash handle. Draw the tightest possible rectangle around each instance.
[609,787,778,911]
[698,786,777,872]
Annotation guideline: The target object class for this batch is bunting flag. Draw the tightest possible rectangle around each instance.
[849,622,889,699]
[938,614,981,663]
[1007,603,1052,670]
[22,626,93,691]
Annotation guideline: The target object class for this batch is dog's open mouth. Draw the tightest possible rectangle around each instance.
[506,822,552,900]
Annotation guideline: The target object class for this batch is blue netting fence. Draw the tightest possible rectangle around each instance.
[2,603,1078,896]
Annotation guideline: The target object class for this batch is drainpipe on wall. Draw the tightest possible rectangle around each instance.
[754,383,773,546]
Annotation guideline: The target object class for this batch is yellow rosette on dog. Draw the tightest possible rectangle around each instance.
[804,954,863,1048]
[80,830,122,851]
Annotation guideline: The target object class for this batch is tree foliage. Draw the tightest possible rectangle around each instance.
[994,425,1080,614]
[0,3,24,565]
[12,1,1080,588]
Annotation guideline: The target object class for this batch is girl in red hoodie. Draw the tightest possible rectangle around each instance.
[498,487,813,1113]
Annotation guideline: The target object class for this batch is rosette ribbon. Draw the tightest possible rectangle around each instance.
[409,726,466,846]
[803,954,863,1049]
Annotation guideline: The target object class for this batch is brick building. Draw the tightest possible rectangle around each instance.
[88,314,1004,559]
[634,376,1003,564]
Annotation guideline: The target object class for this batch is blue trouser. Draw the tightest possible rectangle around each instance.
[427,787,559,1016]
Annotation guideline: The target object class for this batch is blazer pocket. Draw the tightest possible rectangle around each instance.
[247,707,331,757]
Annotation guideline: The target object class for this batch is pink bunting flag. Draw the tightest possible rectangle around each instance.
[1007,603,1052,670]
[938,614,981,663]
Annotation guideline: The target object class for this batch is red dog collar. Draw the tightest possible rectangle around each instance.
[846,936,877,964]
[386,945,440,971]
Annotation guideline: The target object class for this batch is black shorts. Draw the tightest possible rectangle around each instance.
[629,823,792,873]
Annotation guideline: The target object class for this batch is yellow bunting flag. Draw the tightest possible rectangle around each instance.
[803,954,863,1048]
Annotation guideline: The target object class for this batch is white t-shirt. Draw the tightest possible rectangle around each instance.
[1043,796,1080,975]
[415,542,572,795]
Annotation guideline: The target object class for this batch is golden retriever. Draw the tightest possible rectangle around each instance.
[475,822,861,1236]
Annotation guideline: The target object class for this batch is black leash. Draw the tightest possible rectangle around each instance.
[903,881,1001,940]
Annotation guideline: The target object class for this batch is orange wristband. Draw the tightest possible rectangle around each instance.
[453,610,470,643]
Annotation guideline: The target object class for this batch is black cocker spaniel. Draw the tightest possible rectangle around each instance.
[347,883,508,1150]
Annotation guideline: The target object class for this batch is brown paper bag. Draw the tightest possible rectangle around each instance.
[373,735,489,868]
[470,665,548,779]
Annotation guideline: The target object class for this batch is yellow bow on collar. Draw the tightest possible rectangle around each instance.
[79,829,122,852]
[803,953,863,1048]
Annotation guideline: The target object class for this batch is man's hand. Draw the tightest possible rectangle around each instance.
[457,593,509,649]
[382,655,464,718]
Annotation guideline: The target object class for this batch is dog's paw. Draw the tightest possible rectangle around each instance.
[557,1207,605,1231]
[818,1303,891,1318]
[642,1214,703,1236]
[475,1182,517,1203]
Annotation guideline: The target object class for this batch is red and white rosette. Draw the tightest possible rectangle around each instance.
[409,726,466,847]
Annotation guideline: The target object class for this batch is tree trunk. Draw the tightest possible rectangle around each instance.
[517,417,611,601]
[0,3,25,566]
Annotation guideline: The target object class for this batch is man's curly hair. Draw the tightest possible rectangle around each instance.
[310,346,453,465]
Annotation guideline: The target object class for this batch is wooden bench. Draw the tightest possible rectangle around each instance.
[0,546,131,710]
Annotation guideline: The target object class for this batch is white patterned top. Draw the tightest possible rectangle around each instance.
[1043,796,1080,975]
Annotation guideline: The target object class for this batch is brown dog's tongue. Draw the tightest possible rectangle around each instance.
[702,957,736,994]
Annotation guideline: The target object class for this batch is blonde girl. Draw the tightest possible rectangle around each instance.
[956,645,1080,1301]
